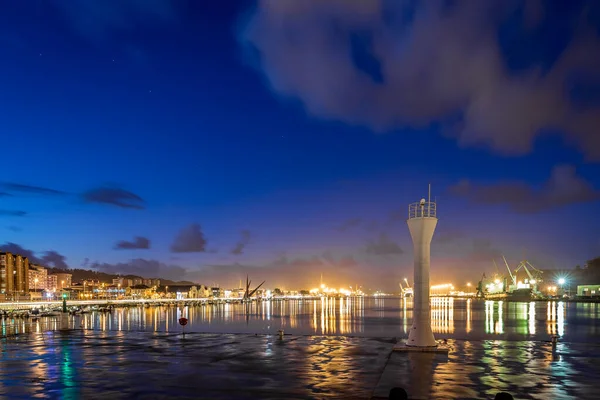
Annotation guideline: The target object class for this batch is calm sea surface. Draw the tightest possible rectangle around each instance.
[4,297,599,342]
[2,298,600,399]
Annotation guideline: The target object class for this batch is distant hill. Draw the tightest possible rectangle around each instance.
[47,267,197,286]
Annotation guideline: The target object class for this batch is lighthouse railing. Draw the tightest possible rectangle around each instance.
[408,201,436,219]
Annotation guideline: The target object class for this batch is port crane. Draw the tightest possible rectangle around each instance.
[399,278,413,297]
[475,273,486,298]
[502,256,542,286]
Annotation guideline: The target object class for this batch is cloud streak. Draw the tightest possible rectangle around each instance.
[82,186,145,209]
[241,0,600,159]
[0,210,27,217]
[114,236,151,250]
[1,182,66,196]
[449,164,600,212]
[365,233,404,255]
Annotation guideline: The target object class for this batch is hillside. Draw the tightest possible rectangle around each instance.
[47,267,196,286]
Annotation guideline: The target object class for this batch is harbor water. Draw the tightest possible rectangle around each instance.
[2,297,599,342]
[1,298,600,399]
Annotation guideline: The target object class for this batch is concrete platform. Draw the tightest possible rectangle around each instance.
[392,340,450,354]
[372,350,448,399]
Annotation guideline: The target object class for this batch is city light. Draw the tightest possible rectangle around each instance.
[430,283,453,290]
[558,278,566,285]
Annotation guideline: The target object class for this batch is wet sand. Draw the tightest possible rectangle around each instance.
[1,331,599,399]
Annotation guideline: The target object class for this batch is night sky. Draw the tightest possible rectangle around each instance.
[1,1,599,291]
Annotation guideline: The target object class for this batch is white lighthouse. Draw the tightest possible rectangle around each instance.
[406,185,438,348]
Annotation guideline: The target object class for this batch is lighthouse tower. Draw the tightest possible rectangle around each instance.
[406,185,438,347]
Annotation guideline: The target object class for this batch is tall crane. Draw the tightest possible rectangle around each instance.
[514,260,543,284]
[502,256,517,286]
[243,275,265,300]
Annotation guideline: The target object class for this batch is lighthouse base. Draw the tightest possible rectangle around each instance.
[393,341,449,354]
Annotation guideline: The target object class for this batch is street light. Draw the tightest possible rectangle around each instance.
[557,278,567,297]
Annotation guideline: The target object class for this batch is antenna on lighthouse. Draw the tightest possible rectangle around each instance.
[428,183,431,205]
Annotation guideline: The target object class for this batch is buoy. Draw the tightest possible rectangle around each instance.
[278,329,284,339]
[179,317,188,338]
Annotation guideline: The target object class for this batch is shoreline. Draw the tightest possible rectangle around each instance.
[1,295,599,310]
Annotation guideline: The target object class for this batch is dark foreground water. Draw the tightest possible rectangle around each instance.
[0,331,598,399]
[4,297,599,342]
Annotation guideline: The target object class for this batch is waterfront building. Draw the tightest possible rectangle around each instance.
[29,264,48,291]
[47,275,58,291]
[0,251,15,296]
[14,254,29,294]
[577,284,600,298]
[113,277,130,287]
[125,284,154,299]
[166,285,201,299]
[0,252,30,298]
[142,278,161,287]
[211,287,224,298]
[55,273,72,289]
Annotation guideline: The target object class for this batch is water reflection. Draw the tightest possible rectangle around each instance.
[431,297,454,334]
[0,298,597,341]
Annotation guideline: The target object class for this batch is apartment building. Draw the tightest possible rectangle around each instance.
[29,264,48,291]
[0,252,30,296]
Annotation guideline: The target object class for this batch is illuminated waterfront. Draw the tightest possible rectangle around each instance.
[2,297,599,342]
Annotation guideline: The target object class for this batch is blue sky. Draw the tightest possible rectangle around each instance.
[1,0,599,290]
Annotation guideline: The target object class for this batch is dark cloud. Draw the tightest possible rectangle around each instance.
[336,218,380,232]
[41,250,69,269]
[231,230,252,255]
[92,259,187,281]
[433,237,508,283]
[82,186,145,209]
[0,243,69,268]
[7,226,22,232]
[449,165,600,212]
[0,192,12,197]
[363,220,380,232]
[81,258,90,267]
[0,210,27,217]
[365,233,404,255]
[2,182,67,196]
[171,224,207,253]
[470,239,503,264]
[114,236,151,250]
[335,218,363,232]
[241,1,600,160]
[434,230,465,244]
[0,242,41,263]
